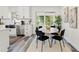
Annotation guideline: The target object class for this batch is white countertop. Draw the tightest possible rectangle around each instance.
[0,25,7,31]
[0,28,7,31]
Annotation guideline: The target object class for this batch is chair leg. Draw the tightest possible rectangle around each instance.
[48,39,51,47]
[62,39,65,47]
[54,40,56,44]
[41,41,44,52]
[43,41,45,45]
[50,39,53,47]
[59,41,63,52]
[36,39,38,48]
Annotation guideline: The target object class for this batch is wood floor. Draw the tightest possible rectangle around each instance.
[27,36,78,52]
[27,36,72,52]
[8,35,77,52]
[8,35,35,52]
[9,36,22,45]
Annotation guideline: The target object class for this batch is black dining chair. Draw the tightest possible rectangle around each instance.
[35,28,50,52]
[39,26,42,29]
[57,26,61,33]
[51,26,56,28]
[51,27,59,44]
[51,26,59,36]
[51,29,65,52]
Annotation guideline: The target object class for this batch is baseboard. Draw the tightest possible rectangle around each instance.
[64,37,79,52]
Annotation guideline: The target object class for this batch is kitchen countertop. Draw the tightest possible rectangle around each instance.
[0,25,8,31]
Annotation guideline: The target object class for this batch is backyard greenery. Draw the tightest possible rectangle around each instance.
[45,16,51,30]
[55,15,62,32]
[36,16,44,27]
[55,16,62,27]
[36,15,62,31]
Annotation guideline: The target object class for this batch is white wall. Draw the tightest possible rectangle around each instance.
[62,7,79,51]
[31,6,62,34]
[0,7,9,18]
[0,29,9,51]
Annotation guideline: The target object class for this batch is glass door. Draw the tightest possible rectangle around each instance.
[36,16,44,27]
[44,16,53,33]
[36,13,55,33]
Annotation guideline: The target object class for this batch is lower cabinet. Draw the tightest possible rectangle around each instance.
[25,24,32,36]
[0,29,9,52]
[9,28,16,36]
[7,28,16,36]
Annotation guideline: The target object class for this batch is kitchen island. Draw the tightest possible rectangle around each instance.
[0,26,9,52]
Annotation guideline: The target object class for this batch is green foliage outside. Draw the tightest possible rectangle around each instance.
[55,15,62,27]
[39,16,44,24]
[36,16,44,27]
[36,16,39,27]
[36,15,62,31]
[45,16,51,30]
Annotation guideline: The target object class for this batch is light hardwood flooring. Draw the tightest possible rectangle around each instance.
[8,35,77,52]
[9,36,22,45]
[27,36,72,52]
[8,35,35,52]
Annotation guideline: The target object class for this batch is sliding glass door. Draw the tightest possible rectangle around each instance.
[36,13,55,33]
[44,16,53,32]
[36,16,44,27]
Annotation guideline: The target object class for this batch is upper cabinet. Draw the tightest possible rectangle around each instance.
[23,6,31,18]
[0,6,31,19]
[8,6,31,19]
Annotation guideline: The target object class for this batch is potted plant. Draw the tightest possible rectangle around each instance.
[54,15,62,32]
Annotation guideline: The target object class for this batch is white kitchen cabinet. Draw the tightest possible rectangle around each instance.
[0,6,31,18]
[0,29,9,52]
[24,20,32,36]
[9,6,31,19]
[23,7,31,18]
[19,25,25,35]
[28,25,32,36]
[25,24,32,36]
[6,28,16,36]
[9,28,16,36]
